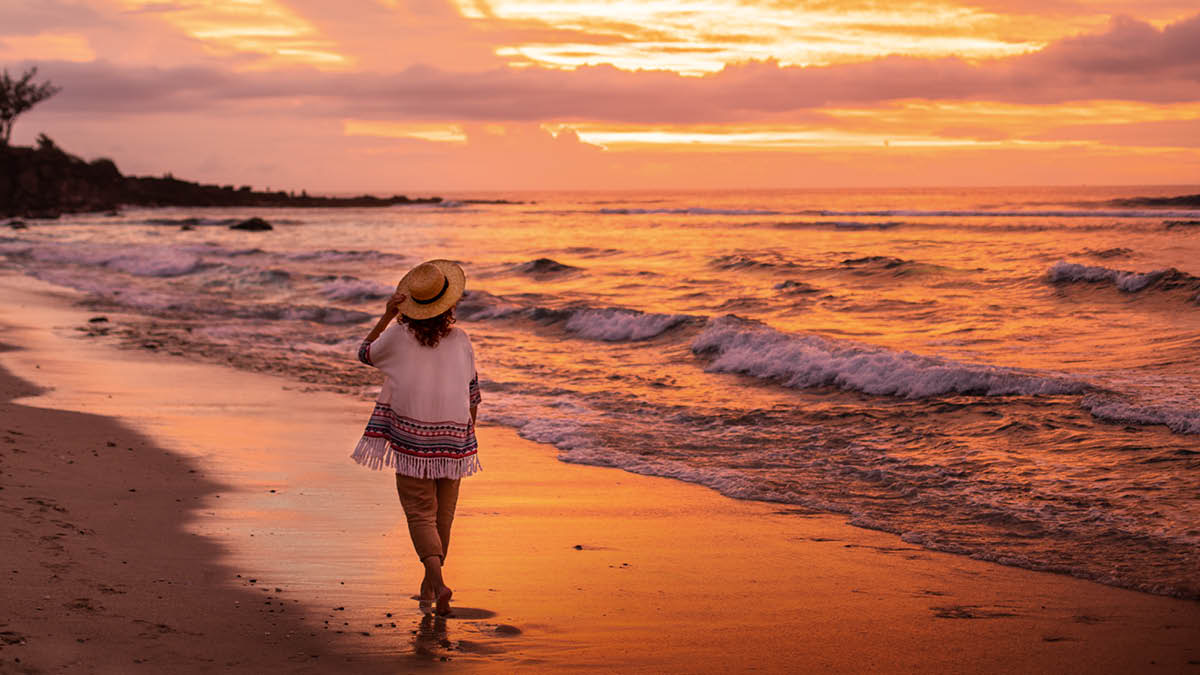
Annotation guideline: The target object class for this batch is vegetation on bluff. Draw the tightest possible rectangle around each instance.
[0,66,60,147]
[0,138,444,218]
[0,64,442,218]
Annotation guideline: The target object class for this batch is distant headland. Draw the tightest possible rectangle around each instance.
[0,137,453,219]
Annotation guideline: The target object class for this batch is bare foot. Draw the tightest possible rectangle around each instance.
[434,585,453,616]
[418,580,435,615]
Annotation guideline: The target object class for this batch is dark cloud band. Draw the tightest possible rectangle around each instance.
[21,12,1200,123]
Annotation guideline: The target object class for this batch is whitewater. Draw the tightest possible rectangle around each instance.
[2,185,1198,599]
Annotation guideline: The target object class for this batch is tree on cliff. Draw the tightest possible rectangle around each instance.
[0,66,61,147]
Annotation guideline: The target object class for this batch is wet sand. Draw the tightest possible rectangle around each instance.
[0,357,341,673]
[1,273,1199,673]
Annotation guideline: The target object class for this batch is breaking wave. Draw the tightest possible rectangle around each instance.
[1081,395,1200,435]
[1047,261,1200,296]
[563,308,694,341]
[458,290,695,341]
[691,315,1087,399]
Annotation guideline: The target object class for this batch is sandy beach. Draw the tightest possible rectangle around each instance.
[1,273,1199,673]
[5,0,1200,669]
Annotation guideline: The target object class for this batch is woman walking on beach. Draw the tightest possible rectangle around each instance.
[352,260,482,616]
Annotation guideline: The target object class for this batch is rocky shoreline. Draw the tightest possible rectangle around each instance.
[0,140,443,219]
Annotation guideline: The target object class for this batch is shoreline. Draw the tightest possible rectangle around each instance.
[0,352,339,672]
[1,273,1199,672]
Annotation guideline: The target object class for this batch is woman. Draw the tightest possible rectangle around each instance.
[352,260,482,616]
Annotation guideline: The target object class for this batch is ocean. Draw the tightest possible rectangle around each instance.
[3,185,1198,599]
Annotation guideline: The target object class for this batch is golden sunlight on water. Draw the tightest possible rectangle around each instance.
[2,186,1198,600]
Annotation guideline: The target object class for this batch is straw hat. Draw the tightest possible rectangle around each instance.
[395,260,466,320]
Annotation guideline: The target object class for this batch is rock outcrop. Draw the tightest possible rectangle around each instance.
[0,141,443,218]
[0,143,123,217]
[229,217,273,231]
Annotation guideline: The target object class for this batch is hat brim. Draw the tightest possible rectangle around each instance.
[396,259,466,320]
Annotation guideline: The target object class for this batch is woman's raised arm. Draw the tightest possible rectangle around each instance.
[366,291,405,342]
[358,291,405,365]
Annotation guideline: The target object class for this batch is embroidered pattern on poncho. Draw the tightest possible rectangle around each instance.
[351,404,481,478]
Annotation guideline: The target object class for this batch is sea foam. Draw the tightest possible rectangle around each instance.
[1080,395,1200,435]
[1047,261,1200,297]
[691,315,1086,398]
[563,308,694,341]
[457,291,694,341]
[1047,261,1164,292]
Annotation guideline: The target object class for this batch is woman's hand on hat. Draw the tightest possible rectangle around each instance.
[385,291,406,317]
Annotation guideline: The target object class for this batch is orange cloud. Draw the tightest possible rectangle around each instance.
[32,13,1200,121]
[0,33,94,62]
[453,0,1047,74]
[343,120,469,144]
[21,106,1199,191]
[114,0,348,67]
[4,1,1198,189]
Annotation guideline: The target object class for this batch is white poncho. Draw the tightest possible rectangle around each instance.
[351,323,481,479]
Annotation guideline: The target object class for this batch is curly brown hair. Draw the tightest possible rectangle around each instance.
[400,307,456,347]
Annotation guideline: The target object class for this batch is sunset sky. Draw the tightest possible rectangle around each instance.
[3,0,1199,191]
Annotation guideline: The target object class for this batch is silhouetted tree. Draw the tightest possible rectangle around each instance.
[0,66,61,147]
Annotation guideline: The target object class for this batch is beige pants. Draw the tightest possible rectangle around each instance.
[395,474,461,563]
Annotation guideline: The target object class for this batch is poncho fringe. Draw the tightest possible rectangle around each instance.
[351,435,481,479]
